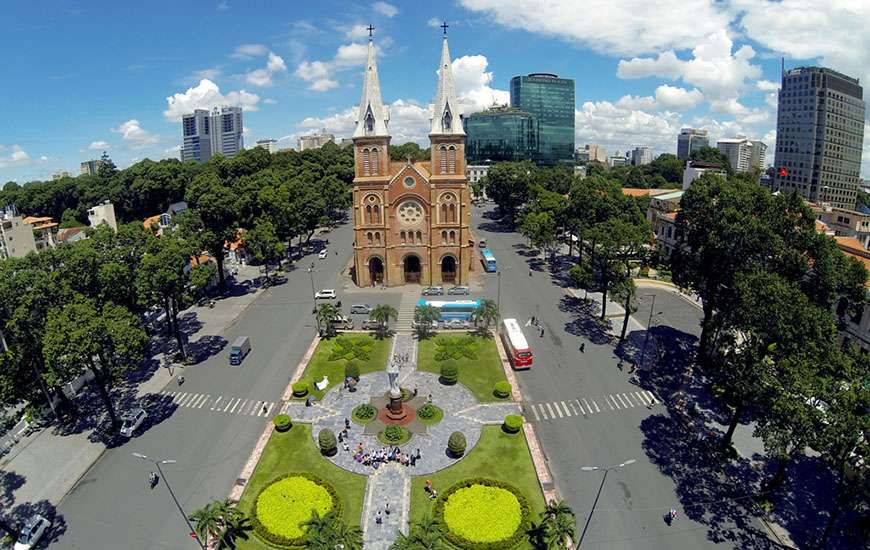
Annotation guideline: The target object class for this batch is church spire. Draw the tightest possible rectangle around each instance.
[430,30,464,136]
[353,33,390,139]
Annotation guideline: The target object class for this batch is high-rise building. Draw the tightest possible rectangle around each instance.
[677,128,709,160]
[80,159,104,176]
[773,66,865,210]
[510,73,575,165]
[630,146,653,166]
[87,201,118,231]
[716,138,755,172]
[0,206,37,260]
[464,106,537,163]
[181,107,244,162]
[577,144,608,164]
[298,130,335,151]
[255,139,278,153]
[749,140,767,171]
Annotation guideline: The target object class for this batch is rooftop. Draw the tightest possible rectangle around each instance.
[621,188,673,197]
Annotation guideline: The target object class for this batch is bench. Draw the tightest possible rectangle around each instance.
[315,376,329,391]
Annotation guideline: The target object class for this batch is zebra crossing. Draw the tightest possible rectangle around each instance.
[158,391,278,417]
[525,390,659,422]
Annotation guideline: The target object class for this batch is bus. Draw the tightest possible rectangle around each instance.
[417,299,480,321]
[500,318,533,369]
[481,248,497,272]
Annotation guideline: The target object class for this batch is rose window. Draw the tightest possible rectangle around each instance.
[397,201,424,225]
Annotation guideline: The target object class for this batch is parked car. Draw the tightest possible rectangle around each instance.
[315,289,337,299]
[350,304,373,314]
[412,319,439,330]
[318,250,328,259]
[119,408,147,438]
[447,286,469,295]
[421,286,444,296]
[329,316,354,330]
[14,514,50,550]
[269,274,288,285]
[443,319,471,330]
[361,319,381,330]
[478,239,487,248]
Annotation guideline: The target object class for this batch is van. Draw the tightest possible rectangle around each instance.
[330,316,354,330]
[229,336,251,365]
[478,239,487,248]
[350,304,372,314]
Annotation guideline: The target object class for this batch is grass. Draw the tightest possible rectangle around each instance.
[351,403,377,425]
[416,404,444,426]
[417,333,508,402]
[296,335,391,400]
[377,425,412,446]
[235,424,367,550]
[409,426,546,550]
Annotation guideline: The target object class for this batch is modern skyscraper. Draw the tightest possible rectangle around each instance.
[577,144,608,163]
[773,66,865,209]
[677,128,709,160]
[79,159,104,176]
[510,73,575,165]
[630,146,653,166]
[464,106,537,163]
[181,107,244,162]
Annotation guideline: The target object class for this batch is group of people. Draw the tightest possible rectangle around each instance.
[351,443,421,470]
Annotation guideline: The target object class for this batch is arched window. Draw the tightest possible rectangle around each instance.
[447,146,456,174]
[365,205,372,224]
[439,145,447,174]
[440,203,448,222]
[416,231,422,243]
[373,205,380,224]
[367,232,373,245]
[374,232,381,245]
[362,148,371,176]
[449,230,456,244]
[441,231,447,244]
[371,148,379,175]
[449,204,456,223]
[400,231,406,244]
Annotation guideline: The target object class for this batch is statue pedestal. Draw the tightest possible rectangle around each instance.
[385,387,408,420]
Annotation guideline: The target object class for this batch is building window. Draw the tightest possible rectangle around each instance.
[371,148,379,175]
[367,232,373,245]
[448,146,456,174]
[449,230,456,244]
[374,232,381,245]
[365,205,372,224]
[440,203,448,222]
[416,231,422,243]
[441,230,447,244]
[362,149,371,176]
[440,146,447,174]
[404,176,415,188]
[373,205,380,224]
[449,204,456,223]
[400,231,406,244]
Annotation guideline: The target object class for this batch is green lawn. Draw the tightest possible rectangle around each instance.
[235,424,368,550]
[417,333,508,402]
[409,427,546,550]
[297,335,391,400]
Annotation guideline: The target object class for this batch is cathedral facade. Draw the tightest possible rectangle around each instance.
[352,33,473,287]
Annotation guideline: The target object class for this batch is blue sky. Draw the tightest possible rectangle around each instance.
[2,0,869,183]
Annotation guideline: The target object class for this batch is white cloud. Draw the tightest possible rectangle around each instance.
[373,1,398,17]
[575,101,683,155]
[310,78,339,92]
[615,95,657,111]
[765,93,778,109]
[163,144,181,159]
[164,79,261,122]
[266,52,286,73]
[112,119,159,149]
[756,80,779,92]
[427,18,442,29]
[0,145,31,168]
[191,68,222,81]
[294,42,371,92]
[262,98,277,105]
[346,24,370,41]
[297,99,431,145]
[450,54,510,114]
[231,44,268,59]
[654,85,704,110]
[459,0,731,56]
[244,52,287,87]
[617,30,762,101]
[217,1,229,10]
[88,140,110,150]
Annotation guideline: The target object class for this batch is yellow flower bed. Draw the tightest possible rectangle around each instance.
[443,485,522,543]
[255,476,334,541]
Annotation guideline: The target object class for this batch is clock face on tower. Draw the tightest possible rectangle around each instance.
[397,201,424,226]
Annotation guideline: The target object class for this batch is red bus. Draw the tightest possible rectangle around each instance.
[501,318,533,369]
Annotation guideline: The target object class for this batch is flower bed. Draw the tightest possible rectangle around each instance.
[434,478,529,549]
[252,473,340,548]
[377,425,411,445]
[416,403,444,426]
[351,403,377,425]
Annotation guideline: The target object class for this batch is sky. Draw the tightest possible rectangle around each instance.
[2,0,870,183]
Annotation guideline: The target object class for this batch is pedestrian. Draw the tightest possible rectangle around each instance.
[416,448,421,460]
[343,442,350,452]
[376,511,383,525]
[413,387,418,397]
[338,431,344,443]
[579,343,585,353]
[343,428,349,439]
[427,393,433,404]
[385,501,391,515]
[262,403,268,415]
[430,489,438,500]
[425,479,433,493]
[531,315,537,325]
[345,417,351,430]
[410,454,417,466]
[539,326,545,337]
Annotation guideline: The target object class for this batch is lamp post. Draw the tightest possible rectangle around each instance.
[496,266,511,332]
[576,458,636,548]
[132,453,205,549]
[308,264,318,314]
[638,294,662,369]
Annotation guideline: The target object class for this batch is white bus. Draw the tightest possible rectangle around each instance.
[500,318,533,369]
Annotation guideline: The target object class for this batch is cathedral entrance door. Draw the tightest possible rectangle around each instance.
[368,257,384,286]
[441,255,456,283]
[403,255,421,283]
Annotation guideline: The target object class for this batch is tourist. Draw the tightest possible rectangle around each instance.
[343,442,350,452]
[385,501,391,515]
[579,343,585,353]
[410,454,417,466]
[430,489,437,500]
[345,417,351,430]
[356,442,364,454]
[338,431,344,443]
[416,448,422,460]
[427,393,433,404]
[425,479,433,493]
[376,511,382,525]
[413,387,418,397]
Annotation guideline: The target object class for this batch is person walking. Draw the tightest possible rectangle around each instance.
[579,343,585,353]
[385,501,391,515]
[376,510,383,525]
[345,417,351,430]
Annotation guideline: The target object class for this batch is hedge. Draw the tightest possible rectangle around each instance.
[344,360,360,380]
[502,415,522,434]
[292,382,309,398]
[319,428,337,455]
[440,361,459,385]
[493,381,512,399]
[433,478,530,550]
[250,473,341,548]
[272,414,292,432]
[447,431,466,457]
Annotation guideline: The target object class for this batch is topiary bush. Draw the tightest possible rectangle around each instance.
[440,361,459,385]
[352,403,377,424]
[447,431,466,457]
[251,473,341,548]
[502,414,522,434]
[318,428,337,456]
[272,414,292,432]
[493,381,512,399]
[416,403,444,426]
[344,360,360,380]
[384,425,406,442]
[292,381,308,398]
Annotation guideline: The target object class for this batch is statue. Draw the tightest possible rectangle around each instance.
[386,359,404,416]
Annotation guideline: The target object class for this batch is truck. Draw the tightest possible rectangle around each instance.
[229,336,251,365]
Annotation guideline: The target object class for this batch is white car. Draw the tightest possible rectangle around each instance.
[119,407,147,438]
[315,289,336,300]
[14,514,50,550]
[443,319,471,330]
[318,250,328,259]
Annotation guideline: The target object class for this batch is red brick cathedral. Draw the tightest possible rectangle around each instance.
[352,32,472,287]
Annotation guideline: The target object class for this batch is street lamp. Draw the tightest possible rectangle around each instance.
[308,264,318,314]
[638,294,663,369]
[132,453,205,549]
[576,459,636,548]
[496,266,511,331]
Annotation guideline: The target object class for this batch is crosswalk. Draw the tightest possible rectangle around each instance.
[158,391,278,417]
[525,390,659,422]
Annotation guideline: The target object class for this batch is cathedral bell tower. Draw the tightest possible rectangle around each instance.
[429,24,466,182]
[352,29,391,183]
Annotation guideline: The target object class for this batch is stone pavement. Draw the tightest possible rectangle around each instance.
[361,462,410,550]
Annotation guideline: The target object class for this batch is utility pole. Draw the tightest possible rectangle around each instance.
[638,294,660,369]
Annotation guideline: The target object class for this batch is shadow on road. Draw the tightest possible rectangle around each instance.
[0,470,67,548]
[558,295,612,345]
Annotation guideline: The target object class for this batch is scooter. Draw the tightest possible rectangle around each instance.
[148,471,159,489]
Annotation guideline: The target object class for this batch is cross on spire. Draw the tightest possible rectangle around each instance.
[367,24,375,39]
[441,21,449,36]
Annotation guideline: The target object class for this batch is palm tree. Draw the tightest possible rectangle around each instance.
[301,510,361,550]
[471,298,499,334]
[540,500,576,549]
[189,499,251,549]
[414,305,440,339]
[370,304,398,338]
[190,501,222,546]
[316,303,341,337]
[390,514,445,549]
[329,520,363,550]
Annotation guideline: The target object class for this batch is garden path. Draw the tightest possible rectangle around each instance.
[361,462,410,550]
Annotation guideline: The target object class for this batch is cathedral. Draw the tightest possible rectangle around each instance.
[351,31,473,288]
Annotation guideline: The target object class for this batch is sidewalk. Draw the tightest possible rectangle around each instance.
[1,264,265,511]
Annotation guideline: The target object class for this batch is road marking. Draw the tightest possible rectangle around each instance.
[553,402,564,418]
[623,393,636,407]
[173,392,188,405]
[591,399,600,413]
[581,398,592,414]
[530,404,540,421]
[211,396,222,411]
[618,394,631,408]
[261,402,274,416]
[560,401,571,417]
[634,391,648,405]
[539,404,550,420]
[645,391,658,404]
[197,395,210,408]
[231,399,244,414]
[249,401,260,416]
[183,394,198,407]
[606,397,616,410]
[545,403,555,418]
[223,398,236,412]
[569,400,580,415]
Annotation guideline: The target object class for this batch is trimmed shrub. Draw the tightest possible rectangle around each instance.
[502,415,522,434]
[447,431,466,457]
[433,478,530,550]
[251,473,341,548]
[493,381,512,399]
[417,404,438,419]
[291,381,308,397]
[272,414,292,432]
[384,425,406,442]
[344,360,360,380]
[352,403,377,424]
[440,361,459,385]
[318,428,337,455]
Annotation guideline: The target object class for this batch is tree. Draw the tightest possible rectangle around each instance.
[539,500,576,549]
[59,208,85,228]
[611,276,637,342]
[520,211,558,259]
[390,142,430,161]
[185,173,240,291]
[484,161,535,225]
[369,304,397,339]
[391,514,445,549]
[688,146,733,177]
[569,261,594,301]
[244,217,285,278]
[189,499,251,549]
[470,298,499,334]
[42,299,147,431]
[592,218,647,320]
[647,153,684,184]
[301,510,362,550]
[414,305,440,339]
[316,303,341,338]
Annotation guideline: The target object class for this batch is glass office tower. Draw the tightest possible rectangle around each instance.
[464,107,538,163]
[510,73,575,165]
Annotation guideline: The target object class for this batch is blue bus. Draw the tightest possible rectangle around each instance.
[481,248,497,272]
[417,299,480,321]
